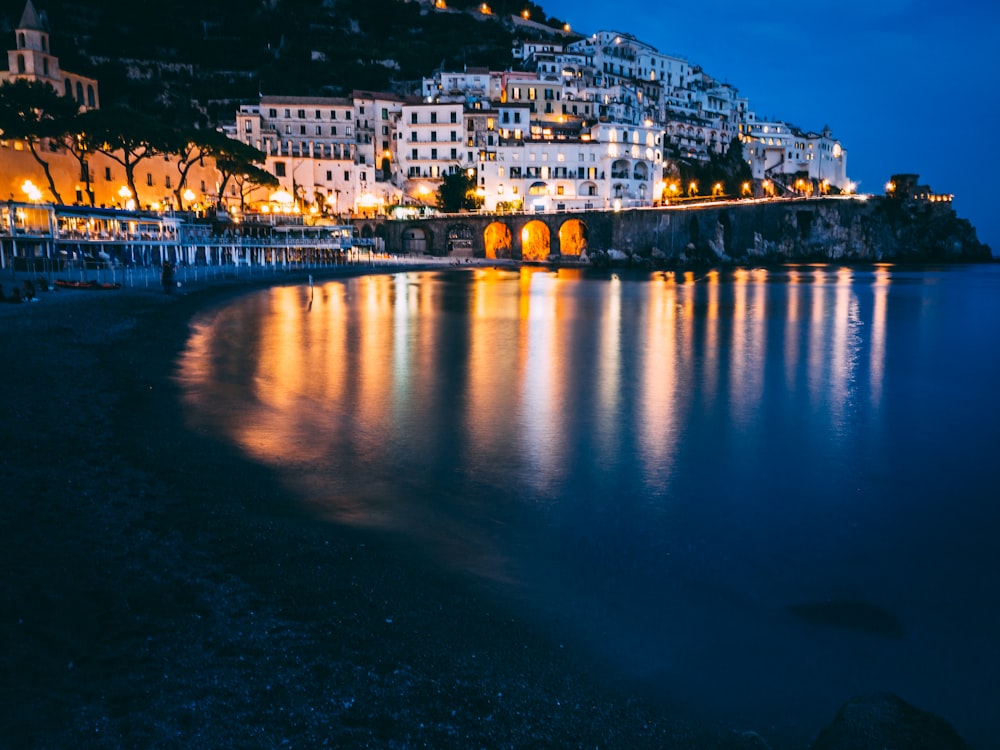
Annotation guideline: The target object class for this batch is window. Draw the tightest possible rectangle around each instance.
[43,58,49,76]
[165,175,171,188]
[344,171,350,180]
[285,125,291,134]
[450,111,457,123]
[284,109,290,117]
[430,112,437,124]
[297,109,305,118]
[269,108,277,118]
[244,120,253,133]
[146,173,153,187]
[316,110,322,119]
[346,126,352,136]
[16,54,25,73]
[331,126,337,135]
[382,108,388,119]
[105,167,112,181]
[431,148,438,159]
[411,148,418,159]
[326,170,332,181]
[450,131,457,142]
[450,148,457,159]
[331,110,337,120]
[275,162,286,177]
[299,125,306,135]
[315,125,322,135]
[411,112,418,124]
[360,171,367,181]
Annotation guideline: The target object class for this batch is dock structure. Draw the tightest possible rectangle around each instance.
[0,202,391,286]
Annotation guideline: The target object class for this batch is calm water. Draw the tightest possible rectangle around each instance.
[178,264,1000,747]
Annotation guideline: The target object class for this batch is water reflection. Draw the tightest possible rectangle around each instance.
[177,265,1000,746]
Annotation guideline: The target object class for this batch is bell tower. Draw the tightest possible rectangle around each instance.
[7,0,61,87]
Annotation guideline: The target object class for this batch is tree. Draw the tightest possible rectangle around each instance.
[84,106,173,206]
[232,164,279,212]
[62,109,104,206]
[214,137,274,209]
[436,169,479,213]
[0,79,79,203]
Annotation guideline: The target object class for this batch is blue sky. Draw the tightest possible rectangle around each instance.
[541,0,1000,253]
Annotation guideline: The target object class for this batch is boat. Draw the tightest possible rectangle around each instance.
[53,279,122,290]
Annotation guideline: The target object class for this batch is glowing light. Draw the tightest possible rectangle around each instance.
[270,189,294,205]
[21,179,42,202]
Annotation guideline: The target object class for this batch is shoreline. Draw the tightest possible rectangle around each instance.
[0,269,765,748]
[0,267,977,748]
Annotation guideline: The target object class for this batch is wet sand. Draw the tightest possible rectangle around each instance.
[0,270,775,749]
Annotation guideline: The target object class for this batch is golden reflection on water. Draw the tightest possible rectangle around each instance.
[178,265,893,552]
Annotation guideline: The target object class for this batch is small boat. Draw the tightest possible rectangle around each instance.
[54,279,122,290]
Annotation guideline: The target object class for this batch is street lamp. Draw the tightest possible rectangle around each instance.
[21,179,42,202]
[118,185,135,211]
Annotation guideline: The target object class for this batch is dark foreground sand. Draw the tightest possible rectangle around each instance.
[0,271,789,749]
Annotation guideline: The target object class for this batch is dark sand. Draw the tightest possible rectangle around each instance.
[0,271,771,749]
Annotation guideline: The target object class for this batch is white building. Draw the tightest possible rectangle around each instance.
[477,114,662,212]
[742,119,848,192]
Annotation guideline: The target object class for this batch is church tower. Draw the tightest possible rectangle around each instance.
[3,0,99,109]
[7,0,62,88]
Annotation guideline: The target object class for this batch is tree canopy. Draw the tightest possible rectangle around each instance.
[0,79,80,202]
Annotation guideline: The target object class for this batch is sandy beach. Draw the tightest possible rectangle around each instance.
[0,268,781,749]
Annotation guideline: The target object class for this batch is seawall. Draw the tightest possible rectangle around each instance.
[371,195,992,264]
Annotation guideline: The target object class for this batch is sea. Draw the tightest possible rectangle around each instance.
[177,263,1000,748]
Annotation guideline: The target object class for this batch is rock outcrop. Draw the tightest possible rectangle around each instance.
[809,692,973,750]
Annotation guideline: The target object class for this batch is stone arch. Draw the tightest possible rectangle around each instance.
[447,223,474,256]
[75,81,83,102]
[359,223,374,239]
[558,218,588,257]
[87,85,95,108]
[611,159,630,179]
[632,161,649,180]
[64,79,71,97]
[527,181,548,196]
[402,226,430,254]
[520,220,550,261]
[484,221,512,259]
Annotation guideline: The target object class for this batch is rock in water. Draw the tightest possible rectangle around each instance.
[809,692,973,750]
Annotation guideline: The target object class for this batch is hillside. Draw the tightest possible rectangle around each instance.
[0,0,571,124]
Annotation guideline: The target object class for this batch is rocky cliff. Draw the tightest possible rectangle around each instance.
[603,195,992,266]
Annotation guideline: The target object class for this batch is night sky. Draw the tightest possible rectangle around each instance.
[542,0,1000,254]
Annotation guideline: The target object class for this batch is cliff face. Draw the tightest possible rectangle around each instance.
[715,197,992,264]
[607,197,992,265]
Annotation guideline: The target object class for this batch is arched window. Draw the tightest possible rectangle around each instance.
[17,33,25,49]
[17,54,25,73]
[76,81,83,102]
[41,36,47,52]
[42,58,48,76]
[64,79,72,97]
[87,86,95,108]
